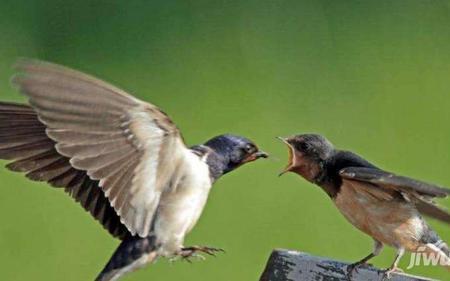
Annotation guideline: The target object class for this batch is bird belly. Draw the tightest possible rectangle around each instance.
[152,152,212,257]
[334,181,425,251]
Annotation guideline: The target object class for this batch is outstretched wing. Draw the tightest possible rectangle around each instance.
[0,101,128,239]
[9,59,188,237]
[340,167,450,224]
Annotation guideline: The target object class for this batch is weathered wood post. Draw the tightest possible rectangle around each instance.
[260,249,438,281]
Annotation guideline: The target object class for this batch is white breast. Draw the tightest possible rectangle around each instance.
[152,150,212,256]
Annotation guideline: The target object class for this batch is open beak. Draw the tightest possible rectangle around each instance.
[277,137,294,176]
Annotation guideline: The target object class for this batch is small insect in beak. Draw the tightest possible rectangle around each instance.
[243,150,269,163]
[254,151,269,159]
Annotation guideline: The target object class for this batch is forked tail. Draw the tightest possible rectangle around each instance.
[95,235,158,281]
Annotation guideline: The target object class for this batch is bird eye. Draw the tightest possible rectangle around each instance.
[244,144,254,153]
[297,142,309,151]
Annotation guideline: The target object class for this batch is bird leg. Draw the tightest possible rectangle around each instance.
[382,248,405,280]
[347,240,383,280]
[179,246,225,262]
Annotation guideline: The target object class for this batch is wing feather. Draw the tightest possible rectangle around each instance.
[340,167,450,224]
[0,134,49,149]
[0,101,129,238]
[416,200,450,224]
[6,150,58,172]
[108,157,140,197]
[340,167,450,198]
[46,129,124,145]
[55,138,129,158]
[26,157,72,181]
[48,169,79,187]
[0,126,45,137]
[12,59,187,237]
[14,59,138,105]
[0,139,54,160]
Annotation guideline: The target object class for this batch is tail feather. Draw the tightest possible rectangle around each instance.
[442,242,449,258]
[443,243,450,272]
[419,226,450,271]
[95,236,158,281]
[422,242,450,272]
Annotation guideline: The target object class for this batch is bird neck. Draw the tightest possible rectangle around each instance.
[316,150,379,198]
[313,158,341,198]
[316,180,340,198]
[190,145,231,182]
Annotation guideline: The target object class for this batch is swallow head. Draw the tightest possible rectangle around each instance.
[204,134,268,174]
[278,134,334,182]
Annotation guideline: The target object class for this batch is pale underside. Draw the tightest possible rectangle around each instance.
[334,179,425,252]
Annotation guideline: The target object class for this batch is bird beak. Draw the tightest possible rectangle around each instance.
[277,137,294,176]
[254,151,269,159]
[242,150,269,164]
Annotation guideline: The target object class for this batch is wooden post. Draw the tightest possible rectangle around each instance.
[260,249,438,281]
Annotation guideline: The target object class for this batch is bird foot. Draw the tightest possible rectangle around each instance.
[178,252,205,263]
[346,261,371,280]
[179,246,225,262]
[381,266,403,280]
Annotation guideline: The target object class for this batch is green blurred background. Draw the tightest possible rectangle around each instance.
[0,0,449,280]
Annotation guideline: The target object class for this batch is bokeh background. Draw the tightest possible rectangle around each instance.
[0,1,449,280]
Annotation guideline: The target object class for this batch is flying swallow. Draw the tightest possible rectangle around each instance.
[278,134,450,279]
[0,59,268,281]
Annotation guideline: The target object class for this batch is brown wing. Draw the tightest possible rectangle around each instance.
[9,59,189,237]
[0,101,128,238]
[340,167,450,224]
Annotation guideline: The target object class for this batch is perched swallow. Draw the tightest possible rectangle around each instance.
[0,59,268,281]
[279,134,450,279]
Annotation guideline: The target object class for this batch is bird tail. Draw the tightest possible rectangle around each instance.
[95,235,159,281]
[443,243,450,272]
[421,241,450,272]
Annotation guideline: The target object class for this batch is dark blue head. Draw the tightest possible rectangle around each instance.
[203,134,268,175]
